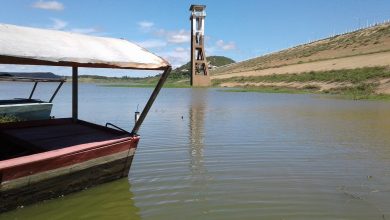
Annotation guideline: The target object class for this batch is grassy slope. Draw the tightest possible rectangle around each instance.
[215,67,390,100]
[211,23,390,76]
[213,67,390,84]
[211,23,390,100]
[221,84,390,100]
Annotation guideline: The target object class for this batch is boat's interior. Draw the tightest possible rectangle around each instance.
[0,118,131,161]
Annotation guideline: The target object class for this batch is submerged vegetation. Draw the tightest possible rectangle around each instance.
[0,115,22,123]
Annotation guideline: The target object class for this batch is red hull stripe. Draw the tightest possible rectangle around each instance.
[0,136,139,181]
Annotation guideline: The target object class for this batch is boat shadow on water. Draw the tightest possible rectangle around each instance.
[0,179,141,220]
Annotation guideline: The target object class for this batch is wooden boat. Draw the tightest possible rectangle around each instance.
[0,75,65,121]
[0,23,171,212]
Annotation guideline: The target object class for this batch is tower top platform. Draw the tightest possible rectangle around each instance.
[189,5,206,11]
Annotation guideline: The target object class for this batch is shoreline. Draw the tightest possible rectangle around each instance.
[68,66,390,101]
[219,86,390,101]
[98,82,390,101]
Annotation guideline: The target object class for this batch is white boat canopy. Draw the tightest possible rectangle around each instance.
[0,23,170,70]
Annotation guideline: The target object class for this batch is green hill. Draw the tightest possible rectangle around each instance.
[207,56,236,67]
[168,56,235,80]
[76,56,235,87]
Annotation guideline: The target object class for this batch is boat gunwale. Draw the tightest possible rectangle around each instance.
[0,118,138,170]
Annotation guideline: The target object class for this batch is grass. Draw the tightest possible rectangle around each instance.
[325,83,390,100]
[213,67,390,85]
[221,84,390,100]
[249,49,390,72]
[215,67,390,100]
[221,86,313,94]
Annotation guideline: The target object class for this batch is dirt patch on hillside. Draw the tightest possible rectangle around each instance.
[212,51,390,80]
[376,78,390,94]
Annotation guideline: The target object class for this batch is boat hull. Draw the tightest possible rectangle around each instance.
[0,131,139,212]
[0,101,52,121]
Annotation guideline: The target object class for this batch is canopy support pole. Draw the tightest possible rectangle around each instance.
[28,82,38,99]
[131,66,172,135]
[72,66,78,122]
[49,81,64,103]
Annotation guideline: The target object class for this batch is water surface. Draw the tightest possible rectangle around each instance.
[1,82,390,219]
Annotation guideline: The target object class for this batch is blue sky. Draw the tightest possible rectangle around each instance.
[1,0,390,76]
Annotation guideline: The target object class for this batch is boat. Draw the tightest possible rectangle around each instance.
[0,75,66,121]
[0,23,171,212]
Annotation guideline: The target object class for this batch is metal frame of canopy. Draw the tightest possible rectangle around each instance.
[70,66,172,135]
[0,76,66,103]
[0,23,172,135]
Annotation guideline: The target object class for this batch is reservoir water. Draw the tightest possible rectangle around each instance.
[1,82,390,219]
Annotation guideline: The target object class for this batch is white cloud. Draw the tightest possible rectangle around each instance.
[216,40,236,50]
[47,18,104,36]
[159,47,190,67]
[169,30,191,43]
[50,18,67,30]
[138,21,154,28]
[32,0,64,11]
[174,47,186,52]
[155,29,190,44]
[206,46,217,55]
[136,39,167,49]
[137,21,154,31]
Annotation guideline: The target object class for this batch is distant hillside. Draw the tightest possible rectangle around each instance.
[210,22,390,99]
[207,56,236,67]
[63,56,235,87]
[211,22,390,76]
[0,72,62,78]
[169,56,235,80]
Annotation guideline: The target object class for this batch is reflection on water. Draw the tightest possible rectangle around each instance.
[188,89,211,211]
[0,84,390,220]
[189,89,207,178]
